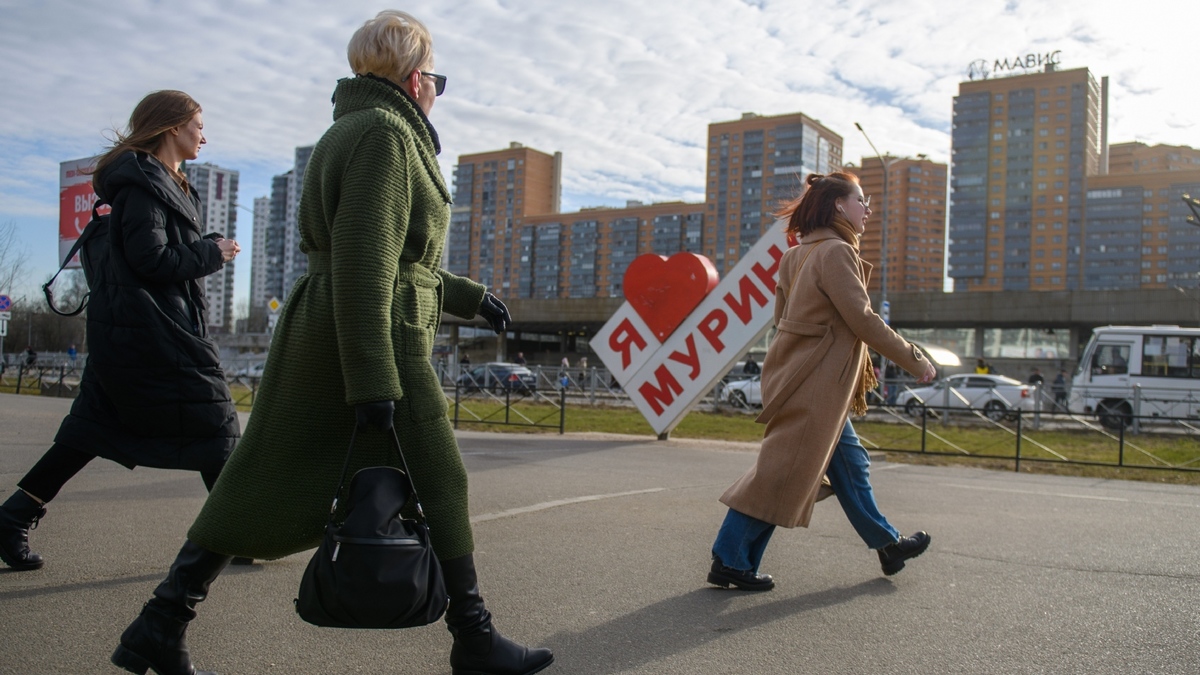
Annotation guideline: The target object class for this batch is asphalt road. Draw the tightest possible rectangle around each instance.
[1,392,1198,674]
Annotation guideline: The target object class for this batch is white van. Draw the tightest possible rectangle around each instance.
[1071,325,1200,428]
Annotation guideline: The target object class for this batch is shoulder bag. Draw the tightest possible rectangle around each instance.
[295,426,448,629]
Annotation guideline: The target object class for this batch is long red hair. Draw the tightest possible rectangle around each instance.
[777,172,860,239]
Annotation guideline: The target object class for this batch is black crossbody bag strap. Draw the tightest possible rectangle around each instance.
[327,426,428,525]
[42,203,102,317]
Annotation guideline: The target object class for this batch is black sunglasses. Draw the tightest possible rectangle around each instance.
[418,71,447,96]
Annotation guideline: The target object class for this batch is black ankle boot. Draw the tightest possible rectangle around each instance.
[707,555,775,591]
[0,490,47,570]
[877,531,931,576]
[440,554,554,675]
[111,540,231,675]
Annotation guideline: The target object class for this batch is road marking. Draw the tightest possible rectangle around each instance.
[941,483,1200,508]
[471,488,666,523]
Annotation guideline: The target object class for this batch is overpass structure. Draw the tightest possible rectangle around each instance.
[438,288,1200,364]
[218,288,1200,364]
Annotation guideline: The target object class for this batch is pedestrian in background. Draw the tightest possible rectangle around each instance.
[110,12,551,675]
[0,90,240,573]
[1028,368,1045,386]
[708,172,936,591]
[1052,369,1069,411]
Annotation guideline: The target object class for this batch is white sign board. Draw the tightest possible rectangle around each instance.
[593,223,792,436]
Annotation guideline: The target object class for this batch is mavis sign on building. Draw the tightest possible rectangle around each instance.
[593,224,795,437]
[59,156,108,268]
[967,50,1062,81]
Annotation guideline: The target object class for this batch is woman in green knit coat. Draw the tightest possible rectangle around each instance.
[110,12,553,675]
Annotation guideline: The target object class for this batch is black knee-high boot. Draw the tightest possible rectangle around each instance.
[0,490,47,570]
[111,540,232,675]
[441,554,554,675]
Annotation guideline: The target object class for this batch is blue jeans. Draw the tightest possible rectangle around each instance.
[712,420,900,571]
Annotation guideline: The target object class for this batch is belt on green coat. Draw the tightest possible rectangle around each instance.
[305,251,440,288]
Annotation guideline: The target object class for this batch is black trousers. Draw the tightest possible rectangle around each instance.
[17,443,220,503]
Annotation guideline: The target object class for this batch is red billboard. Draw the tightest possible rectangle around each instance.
[58,156,110,268]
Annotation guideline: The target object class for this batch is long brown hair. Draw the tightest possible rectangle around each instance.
[91,90,201,186]
[777,172,860,239]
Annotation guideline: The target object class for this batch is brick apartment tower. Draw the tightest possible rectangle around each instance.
[852,157,948,293]
[705,112,842,274]
[1083,142,1200,289]
[521,201,706,298]
[446,143,562,295]
[949,66,1105,291]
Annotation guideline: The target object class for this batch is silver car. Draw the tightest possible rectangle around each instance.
[721,376,761,408]
[894,374,1034,421]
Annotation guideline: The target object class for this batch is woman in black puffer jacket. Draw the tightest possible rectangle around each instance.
[0,90,241,571]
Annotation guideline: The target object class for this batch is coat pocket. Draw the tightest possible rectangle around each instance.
[396,323,448,423]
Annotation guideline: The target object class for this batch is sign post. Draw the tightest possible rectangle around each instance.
[267,296,281,335]
[0,295,12,362]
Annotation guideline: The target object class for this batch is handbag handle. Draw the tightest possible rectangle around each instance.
[328,425,429,526]
[43,202,103,317]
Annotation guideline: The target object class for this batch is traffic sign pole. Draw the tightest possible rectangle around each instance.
[0,295,11,365]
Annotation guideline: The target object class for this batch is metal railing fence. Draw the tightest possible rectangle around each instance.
[860,399,1200,474]
[449,376,566,434]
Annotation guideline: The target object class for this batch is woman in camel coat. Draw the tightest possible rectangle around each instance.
[707,171,937,591]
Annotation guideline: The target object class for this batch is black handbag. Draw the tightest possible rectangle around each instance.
[295,426,448,629]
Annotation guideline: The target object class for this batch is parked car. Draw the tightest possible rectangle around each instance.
[229,362,266,379]
[895,374,1034,421]
[721,359,764,384]
[721,376,761,408]
[456,363,537,393]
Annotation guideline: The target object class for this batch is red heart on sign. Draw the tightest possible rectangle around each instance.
[623,252,719,342]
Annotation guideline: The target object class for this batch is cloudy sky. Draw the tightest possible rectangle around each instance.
[1,0,1197,309]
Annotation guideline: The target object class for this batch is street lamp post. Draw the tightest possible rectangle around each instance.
[1185,194,1200,290]
[1184,193,1200,228]
[854,123,896,308]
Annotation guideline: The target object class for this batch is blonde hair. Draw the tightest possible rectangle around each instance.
[347,10,433,85]
[91,90,201,186]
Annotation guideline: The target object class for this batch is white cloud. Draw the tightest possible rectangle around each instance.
[1,0,1198,303]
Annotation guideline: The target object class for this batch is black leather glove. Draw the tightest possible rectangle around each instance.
[355,400,395,431]
[478,292,511,334]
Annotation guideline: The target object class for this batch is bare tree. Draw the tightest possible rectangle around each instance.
[234,297,249,332]
[0,220,28,296]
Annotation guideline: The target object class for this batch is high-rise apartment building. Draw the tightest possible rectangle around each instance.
[446,143,562,293]
[520,201,705,299]
[948,66,1105,292]
[247,196,271,331]
[705,112,842,273]
[852,156,947,293]
[183,162,238,332]
[282,146,314,296]
[1082,143,1200,289]
[244,145,313,332]
[447,110,844,299]
[1107,142,1200,175]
